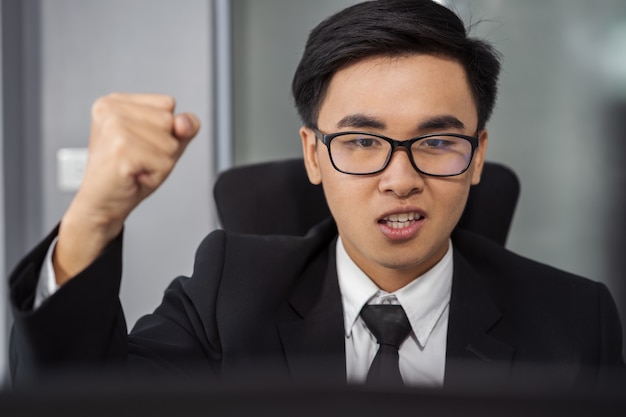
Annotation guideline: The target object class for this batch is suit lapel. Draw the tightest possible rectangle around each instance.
[275,221,516,386]
[444,247,515,387]
[277,237,347,384]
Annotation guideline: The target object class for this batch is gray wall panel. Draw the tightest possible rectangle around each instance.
[39,0,214,328]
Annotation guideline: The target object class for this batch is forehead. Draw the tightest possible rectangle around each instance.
[317,54,478,133]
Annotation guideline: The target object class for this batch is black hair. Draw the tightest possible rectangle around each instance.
[291,0,502,131]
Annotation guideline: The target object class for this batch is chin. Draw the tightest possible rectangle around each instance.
[376,257,426,272]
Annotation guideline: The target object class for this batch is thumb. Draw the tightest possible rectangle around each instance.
[173,112,201,143]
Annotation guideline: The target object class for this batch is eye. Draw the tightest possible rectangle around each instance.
[414,136,466,154]
[422,138,453,149]
[335,134,386,150]
[352,137,379,148]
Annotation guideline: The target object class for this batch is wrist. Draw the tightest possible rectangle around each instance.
[54,203,124,286]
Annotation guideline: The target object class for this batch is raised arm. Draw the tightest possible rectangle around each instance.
[53,93,200,285]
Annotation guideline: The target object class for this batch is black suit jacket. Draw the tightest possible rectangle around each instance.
[9,218,625,389]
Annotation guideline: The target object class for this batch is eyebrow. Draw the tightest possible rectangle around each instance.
[417,115,466,131]
[334,113,466,132]
[336,114,386,130]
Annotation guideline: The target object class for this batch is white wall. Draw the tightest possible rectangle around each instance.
[39,0,215,327]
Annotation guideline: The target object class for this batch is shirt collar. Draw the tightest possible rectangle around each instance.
[336,236,453,347]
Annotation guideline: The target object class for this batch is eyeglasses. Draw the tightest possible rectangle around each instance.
[314,130,479,177]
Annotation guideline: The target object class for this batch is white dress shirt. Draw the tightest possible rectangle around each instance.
[336,236,453,387]
[34,237,60,309]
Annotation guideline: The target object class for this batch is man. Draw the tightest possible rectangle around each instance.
[9,0,624,389]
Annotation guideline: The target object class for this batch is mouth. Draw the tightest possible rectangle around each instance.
[378,211,425,229]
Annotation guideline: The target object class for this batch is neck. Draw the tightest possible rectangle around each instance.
[365,264,432,293]
[341,240,450,293]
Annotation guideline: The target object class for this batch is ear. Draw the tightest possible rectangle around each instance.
[470,129,489,185]
[300,126,323,185]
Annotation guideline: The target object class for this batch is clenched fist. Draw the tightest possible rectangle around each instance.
[54,93,201,285]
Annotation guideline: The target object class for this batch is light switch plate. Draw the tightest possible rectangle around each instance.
[57,148,88,192]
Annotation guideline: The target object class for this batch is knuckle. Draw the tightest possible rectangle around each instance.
[155,143,176,166]
[163,138,179,156]
[91,96,110,120]
[152,131,180,158]
[107,92,126,101]
[159,111,175,131]
[161,95,176,110]
[91,93,123,121]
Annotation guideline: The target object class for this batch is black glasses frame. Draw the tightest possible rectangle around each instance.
[314,129,480,177]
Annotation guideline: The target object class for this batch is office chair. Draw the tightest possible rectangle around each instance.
[214,158,520,246]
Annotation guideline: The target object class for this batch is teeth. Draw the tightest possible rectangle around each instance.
[387,212,416,222]
[383,212,422,228]
[386,220,413,229]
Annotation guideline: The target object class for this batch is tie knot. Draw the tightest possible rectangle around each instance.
[360,304,411,349]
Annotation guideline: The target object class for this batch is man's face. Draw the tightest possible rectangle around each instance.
[301,54,488,291]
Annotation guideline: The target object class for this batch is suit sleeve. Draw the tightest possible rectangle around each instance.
[9,228,227,385]
[9,227,127,384]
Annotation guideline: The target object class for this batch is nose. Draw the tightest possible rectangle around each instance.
[377,148,424,198]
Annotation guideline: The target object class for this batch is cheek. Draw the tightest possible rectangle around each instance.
[426,178,472,225]
[320,173,374,227]
[322,177,358,217]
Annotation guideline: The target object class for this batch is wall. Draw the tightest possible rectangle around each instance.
[40,0,215,328]
[1,0,43,386]
[232,0,362,164]
[0,0,214,385]
[0,0,5,384]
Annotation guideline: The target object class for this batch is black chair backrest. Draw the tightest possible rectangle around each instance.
[214,159,520,245]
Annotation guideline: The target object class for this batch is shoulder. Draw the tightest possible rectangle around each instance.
[451,228,600,293]
[194,217,337,263]
[451,229,624,369]
[175,218,338,334]
[186,218,337,290]
[450,228,617,327]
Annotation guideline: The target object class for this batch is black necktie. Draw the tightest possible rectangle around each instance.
[360,304,412,386]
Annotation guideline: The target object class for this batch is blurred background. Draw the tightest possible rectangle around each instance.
[1,0,625,386]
